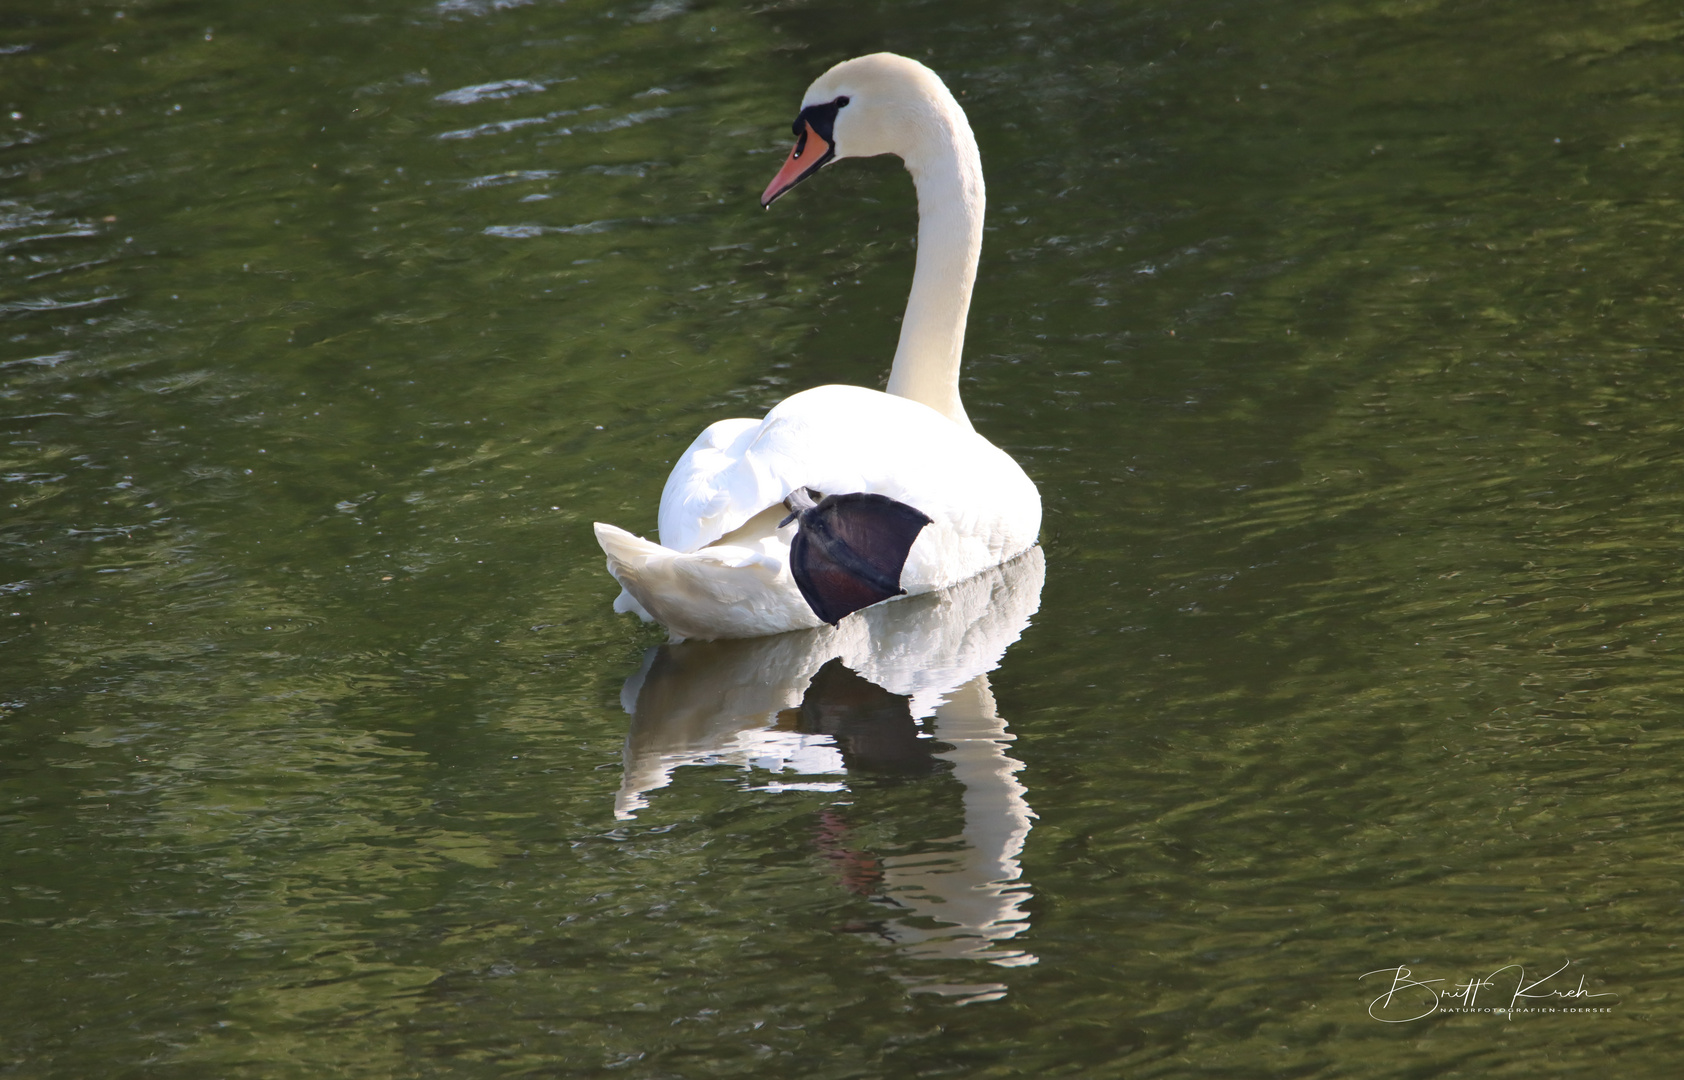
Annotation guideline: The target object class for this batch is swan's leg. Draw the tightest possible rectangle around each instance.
[785,491,932,625]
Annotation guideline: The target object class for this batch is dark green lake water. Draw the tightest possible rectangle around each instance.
[5,0,1684,1075]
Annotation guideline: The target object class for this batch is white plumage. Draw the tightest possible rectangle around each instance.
[594,53,1041,640]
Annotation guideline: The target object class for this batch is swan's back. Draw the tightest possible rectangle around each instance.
[658,385,1039,592]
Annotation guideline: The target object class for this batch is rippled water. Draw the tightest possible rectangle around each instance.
[5,0,1684,1075]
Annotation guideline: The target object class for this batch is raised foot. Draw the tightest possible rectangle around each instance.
[783,488,933,626]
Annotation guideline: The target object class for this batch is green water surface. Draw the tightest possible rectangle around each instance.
[4,0,1684,1075]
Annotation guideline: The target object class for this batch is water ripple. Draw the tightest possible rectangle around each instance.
[435,79,550,106]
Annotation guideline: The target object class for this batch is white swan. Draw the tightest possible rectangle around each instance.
[593,53,1040,641]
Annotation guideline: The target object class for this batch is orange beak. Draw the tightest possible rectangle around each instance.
[761,121,832,208]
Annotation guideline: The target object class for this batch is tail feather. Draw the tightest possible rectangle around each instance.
[593,522,822,641]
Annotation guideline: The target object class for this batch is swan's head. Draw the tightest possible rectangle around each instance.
[760,53,959,208]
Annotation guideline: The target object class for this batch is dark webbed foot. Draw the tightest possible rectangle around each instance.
[781,487,933,626]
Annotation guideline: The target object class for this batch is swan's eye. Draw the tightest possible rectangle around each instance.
[835,96,850,107]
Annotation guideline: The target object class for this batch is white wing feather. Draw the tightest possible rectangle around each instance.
[658,385,1039,588]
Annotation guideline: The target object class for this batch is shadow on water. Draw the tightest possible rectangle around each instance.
[618,548,1044,1001]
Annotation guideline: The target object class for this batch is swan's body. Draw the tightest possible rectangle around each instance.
[595,53,1040,640]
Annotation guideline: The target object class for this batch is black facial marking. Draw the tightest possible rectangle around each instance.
[788,96,849,160]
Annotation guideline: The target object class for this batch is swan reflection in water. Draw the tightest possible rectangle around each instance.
[615,548,1045,1002]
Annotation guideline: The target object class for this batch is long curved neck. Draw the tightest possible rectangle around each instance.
[885,105,984,431]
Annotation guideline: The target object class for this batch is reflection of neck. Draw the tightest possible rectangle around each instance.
[879,673,1038,969]
[886,107,984,431]
[936,676,1033,891]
